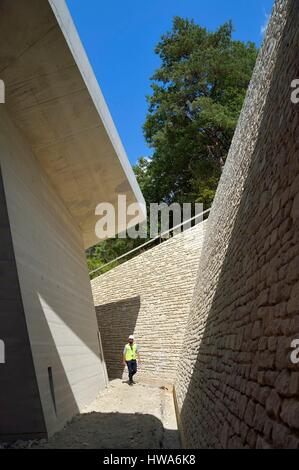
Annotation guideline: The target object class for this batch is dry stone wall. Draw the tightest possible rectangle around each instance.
[175,0,299,449]
[91,222,207,383]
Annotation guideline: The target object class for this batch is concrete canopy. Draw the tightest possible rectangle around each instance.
[0,0,146,248]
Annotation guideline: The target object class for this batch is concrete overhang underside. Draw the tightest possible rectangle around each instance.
[0,0,145,248]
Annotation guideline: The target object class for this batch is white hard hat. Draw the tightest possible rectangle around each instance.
[128,335,134,340]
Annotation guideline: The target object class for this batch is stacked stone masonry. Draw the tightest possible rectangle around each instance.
[175,0,299,449]
[91,222,207,383]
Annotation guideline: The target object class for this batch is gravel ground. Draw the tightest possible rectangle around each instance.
[2,379,180,449]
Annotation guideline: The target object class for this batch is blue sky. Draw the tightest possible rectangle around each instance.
[67,0,274,165]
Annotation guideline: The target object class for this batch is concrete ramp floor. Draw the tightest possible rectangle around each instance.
[6,380,180,449]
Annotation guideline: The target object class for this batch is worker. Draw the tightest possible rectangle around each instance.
[123,335,140,385]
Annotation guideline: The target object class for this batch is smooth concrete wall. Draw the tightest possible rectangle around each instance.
[0,168,47,441]
[91,221,207,383]
[175,0,299,449]
[0,106,107,437]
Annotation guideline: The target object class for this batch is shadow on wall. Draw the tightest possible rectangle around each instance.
[95,296,141,380]
[27,411,180,449]
[0,168,47,441]
[0,167,104,441]
[178,2,299,449]
[1,284,106,442]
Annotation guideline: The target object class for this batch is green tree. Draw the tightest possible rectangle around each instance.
[142,18,258,206]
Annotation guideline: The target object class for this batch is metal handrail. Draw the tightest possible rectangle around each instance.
[89,208,211,276]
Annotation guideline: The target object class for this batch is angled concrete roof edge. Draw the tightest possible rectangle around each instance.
[48,0,146,217]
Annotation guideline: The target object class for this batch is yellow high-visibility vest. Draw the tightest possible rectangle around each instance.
[124,343,137,361]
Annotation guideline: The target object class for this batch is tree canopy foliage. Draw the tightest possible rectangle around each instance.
[139,17,257,206]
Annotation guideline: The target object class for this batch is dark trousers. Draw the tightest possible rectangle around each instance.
[126,360,137,381]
